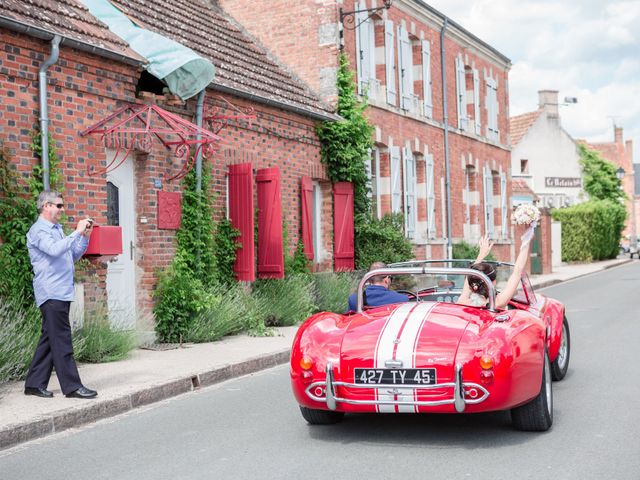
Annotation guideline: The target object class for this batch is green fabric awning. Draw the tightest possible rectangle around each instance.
[80,0,215,100]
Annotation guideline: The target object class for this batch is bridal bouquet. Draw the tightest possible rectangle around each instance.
[512,203,541,226]
[512,204,541,244]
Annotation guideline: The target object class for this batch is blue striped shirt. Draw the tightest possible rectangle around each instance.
[26,217,89,307]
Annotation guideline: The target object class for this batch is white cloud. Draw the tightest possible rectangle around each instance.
[427,0,640,162]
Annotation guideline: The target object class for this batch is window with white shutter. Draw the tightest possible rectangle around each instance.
[483,166,495,238]
[366,148,382,220]
[486,77,499,141]
[473,69,481,135]
[385,20,396,105]
[355,1,375,96]
[426,154,436,238]
[421,40,432,118]
[390,146,402,213]
[397,25,413,111]
[500,171,508,238]
[403,147,416,238]
[455,56,467,129]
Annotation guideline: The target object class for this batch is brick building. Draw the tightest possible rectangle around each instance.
[581,127,636,242]
[0,0,339,330]
[219,0,513,260]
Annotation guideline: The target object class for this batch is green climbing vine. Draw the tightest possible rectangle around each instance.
[316,53,412,269]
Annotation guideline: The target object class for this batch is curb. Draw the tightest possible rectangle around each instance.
[533,259,633,290]
[0,349,290,451]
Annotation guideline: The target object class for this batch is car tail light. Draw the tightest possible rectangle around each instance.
[300,357,313,370]
[480,355,494,370]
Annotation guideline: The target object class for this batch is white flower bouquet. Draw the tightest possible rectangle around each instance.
[512,204,541,244]
[512,203,541,226]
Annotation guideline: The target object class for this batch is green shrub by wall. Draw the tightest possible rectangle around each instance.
[355,213,414,269]
[552,199,625,261]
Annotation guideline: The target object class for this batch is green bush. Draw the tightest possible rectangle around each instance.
[213,218,241,285]
[312,271,359,313]
[252,274,315,327]
[153,256,211,343]
[355,213,414,269]
[552,199,626,261]
[73,320,136,363]
[0,297,40,383]
[452,240,496,262]
[184,284,251,343]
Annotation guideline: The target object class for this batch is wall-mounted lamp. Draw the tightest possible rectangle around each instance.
[616,167,626,181]
[340,0,393,31]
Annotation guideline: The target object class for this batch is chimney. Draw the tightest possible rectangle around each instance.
[538,90,559,118]
[614,126,623,144]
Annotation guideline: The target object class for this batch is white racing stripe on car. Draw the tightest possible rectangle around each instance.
[374,303,416,413]
[395,302,437,413]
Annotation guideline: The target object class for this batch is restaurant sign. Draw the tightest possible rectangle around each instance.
[545,177,581,188]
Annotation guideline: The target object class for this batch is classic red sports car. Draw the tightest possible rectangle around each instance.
[290,261,570,431]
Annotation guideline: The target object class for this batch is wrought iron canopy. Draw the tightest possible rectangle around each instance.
[79,103,221,181]
[204,96,257,135]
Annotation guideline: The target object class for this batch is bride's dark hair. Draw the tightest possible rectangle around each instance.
[468,262,497,299]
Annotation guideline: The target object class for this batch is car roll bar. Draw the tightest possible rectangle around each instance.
[357,267,496,313]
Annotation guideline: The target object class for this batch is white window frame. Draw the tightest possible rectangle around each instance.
[312,181,324,262]
[473,69,481,135]
[421,40,432,118]
[485,76,499,141]
[500,171,508,239]
[402,147,416,239]
[384,20,396,105]
[355,1,376,96]
[483,166,495,238]
[426,154,436,238]
[390,146,402,213]
[366,148,382,220]
[455,55,468,130]
[397,25,414,111]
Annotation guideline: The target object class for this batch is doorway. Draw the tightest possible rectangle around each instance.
[105,150,137,328]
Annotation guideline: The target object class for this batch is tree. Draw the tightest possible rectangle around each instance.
[578,143,625,202]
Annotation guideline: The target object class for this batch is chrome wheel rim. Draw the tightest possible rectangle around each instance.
[556,324,568,370]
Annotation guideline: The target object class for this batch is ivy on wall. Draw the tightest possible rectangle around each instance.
[316,53,413,269]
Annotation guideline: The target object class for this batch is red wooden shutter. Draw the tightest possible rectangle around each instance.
[257,167,284,279]
[333,182,355,271]
[228,163,255,282]
[301,176,314,261]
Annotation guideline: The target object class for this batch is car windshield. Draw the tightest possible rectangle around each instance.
[387,259,529,305]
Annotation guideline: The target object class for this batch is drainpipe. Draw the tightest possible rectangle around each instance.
[195,89,206,193]
[39,35,61,191]
[440,19,453,258]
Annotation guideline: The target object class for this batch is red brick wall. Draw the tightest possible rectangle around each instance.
[218,0,513,262]
[1,29,332,322]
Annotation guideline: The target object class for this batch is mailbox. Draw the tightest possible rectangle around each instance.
[84,225,123,255]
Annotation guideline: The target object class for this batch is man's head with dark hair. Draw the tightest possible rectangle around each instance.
[468,262,497,299]
[369,262,389,285]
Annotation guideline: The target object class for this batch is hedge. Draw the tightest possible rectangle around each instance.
[551,200,626,261]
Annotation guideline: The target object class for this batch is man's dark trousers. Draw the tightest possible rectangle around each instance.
[25,299,82,395]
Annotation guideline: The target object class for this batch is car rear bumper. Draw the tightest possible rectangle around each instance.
[304,362,490,413]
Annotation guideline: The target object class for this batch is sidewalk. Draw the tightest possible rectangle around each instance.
[0,258,632,451]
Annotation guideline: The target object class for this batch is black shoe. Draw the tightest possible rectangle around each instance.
[24,387,54,398]
[65,387,98,399]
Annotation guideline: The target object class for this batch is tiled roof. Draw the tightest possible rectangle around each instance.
[509,110,542,147]
[512,178,537,199]
[108,0,336,119]
[0,0,143,62]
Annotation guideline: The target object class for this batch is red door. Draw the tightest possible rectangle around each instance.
[257,167,284,279]
[333,182,354,271]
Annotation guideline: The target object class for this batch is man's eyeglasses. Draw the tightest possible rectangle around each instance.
[48,202,64,209]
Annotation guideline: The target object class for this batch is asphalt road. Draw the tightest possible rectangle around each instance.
[1,262,639,480]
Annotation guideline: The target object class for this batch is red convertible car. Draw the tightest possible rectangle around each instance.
[290,261,570,431]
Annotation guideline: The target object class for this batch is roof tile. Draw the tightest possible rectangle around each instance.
[509,110,542,147]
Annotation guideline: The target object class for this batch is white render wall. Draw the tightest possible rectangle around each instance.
[511,113,583,209]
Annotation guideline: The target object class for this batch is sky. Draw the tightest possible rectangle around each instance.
[426,0,640,164]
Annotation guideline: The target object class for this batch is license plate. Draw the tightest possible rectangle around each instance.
[354,368,437,385]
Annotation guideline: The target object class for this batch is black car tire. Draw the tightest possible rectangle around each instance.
[511,350,553,431]
[299,406,344,425]
[551,316,571,381]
